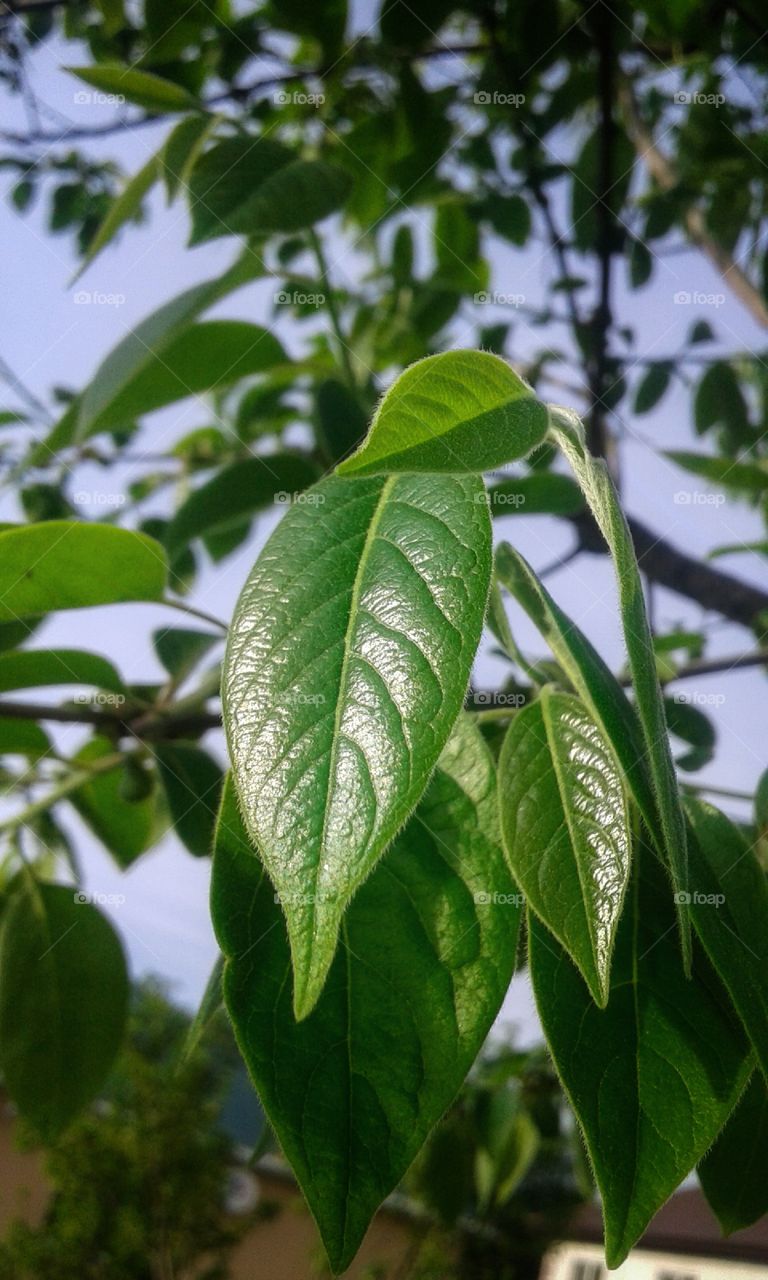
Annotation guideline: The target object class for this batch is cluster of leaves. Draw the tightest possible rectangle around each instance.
[0,1,767,1277]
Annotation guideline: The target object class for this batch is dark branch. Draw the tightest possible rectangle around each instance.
[0,699,221,738]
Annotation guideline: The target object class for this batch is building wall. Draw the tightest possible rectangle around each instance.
[542,1241,768,1280]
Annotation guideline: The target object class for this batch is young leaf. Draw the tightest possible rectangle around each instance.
[699,1073,768,1234]
[0,523,167,620]
[684,798,768,1081]
[155,742,223,858]
[529,839,751,1268]
[66,64,199,112]
[499,689,630,1005]
[160,113,219,201]
[152,627,219,684]
[549,407,690,968]
[212,715,519,1274]
[223,471,492,1019]
[0,648,125,695]
[495,543,659,837]
[0,875,129,1141]
[164,454,318,558]
[337,350,548,476]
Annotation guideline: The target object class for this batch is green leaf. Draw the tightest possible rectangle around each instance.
[83,321,286,435]
[0,523,167,621]
[152,627,218,683]
[665,450,767,494]
[155,742,223,857]
[72,152,159,282]
[0,648,125,695]
[499,689,630,1006]
[495,544,659,839]
[187,138,351,244]
[694,363,749,437]
[708,540,768,559]
[549,407,690,969]
[480,193,531,246]
[71,738,157,868]
[223,471,492,1018]
[212,716,519,1273]
[0,874,129,1141]
[160,113,219,201]
[529,840,751,1268]
[164,454,318,557]
[570,130,634,252]
[664,695,715,771]
[699,1073,768,1234]
[66,63,199,112]
[684,798,768,1082]
[0,717,50,759]
[337,351,548,477]
[633,363,672,414]
[315,378,368,464]
[181,953,224,1062]
[486,473,584,517]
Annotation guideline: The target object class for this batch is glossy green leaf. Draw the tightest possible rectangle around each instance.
[0,874,129,1141]
[499,689,630,1005]
[0,523,167,621]
[164,454,318,557]
[684,798,768,1081]
[71,738,157,868]
[212,715,519,1273]
[495,543,659,837]
[152,627,218,683]
[188,138,352,244]
[66,63,199,112]
[699,1073,768,1234]
[338,351,548,477]
[0,648,124,695]
[155,742,223,857]
[223,471,492,1018]
[529,841,751,1268]
[72,152,159,281]
[549,407,690,967]
[0,717,50,759]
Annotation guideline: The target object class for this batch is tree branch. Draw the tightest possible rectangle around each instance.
[0,699,221,738]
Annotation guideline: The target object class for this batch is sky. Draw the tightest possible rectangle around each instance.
[1,20,766,1040]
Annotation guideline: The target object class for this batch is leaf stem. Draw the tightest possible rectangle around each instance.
[309,228,357,392]
[0,753,123,837]
[162,596,228,633]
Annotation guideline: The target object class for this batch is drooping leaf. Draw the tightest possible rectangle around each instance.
[337,350,548,476]
[160,113,219,201]
[495,543,659,837]
[72,152,159,281]
[499,689,630,1005]
[66,63,199,112]
[212,716,519,1273]
[0,523,167,621]
[549,407,690,967]
[155,742,223,857]
[684,798,768,1081]
[152,627,219,683]
[188,138,351,244]
[71,737,157,868]
[529,840,751,1268]
[0,648,125,695]
[164,454,318,558]
[699,1073,768,1234]
[0,874,129,1141]
[223,471,492,1018]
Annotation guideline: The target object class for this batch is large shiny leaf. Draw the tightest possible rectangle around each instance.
[211,716,519,1273]
[223,471,491,1018]
[529,840,750,1267]
[549,407,690,966]
[337,350,548,476]
[685,798,768,1079]
[0,874,129,1141]
[699,1073,768,1234]
[499,689,630,1005]
[0,523,167,621]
